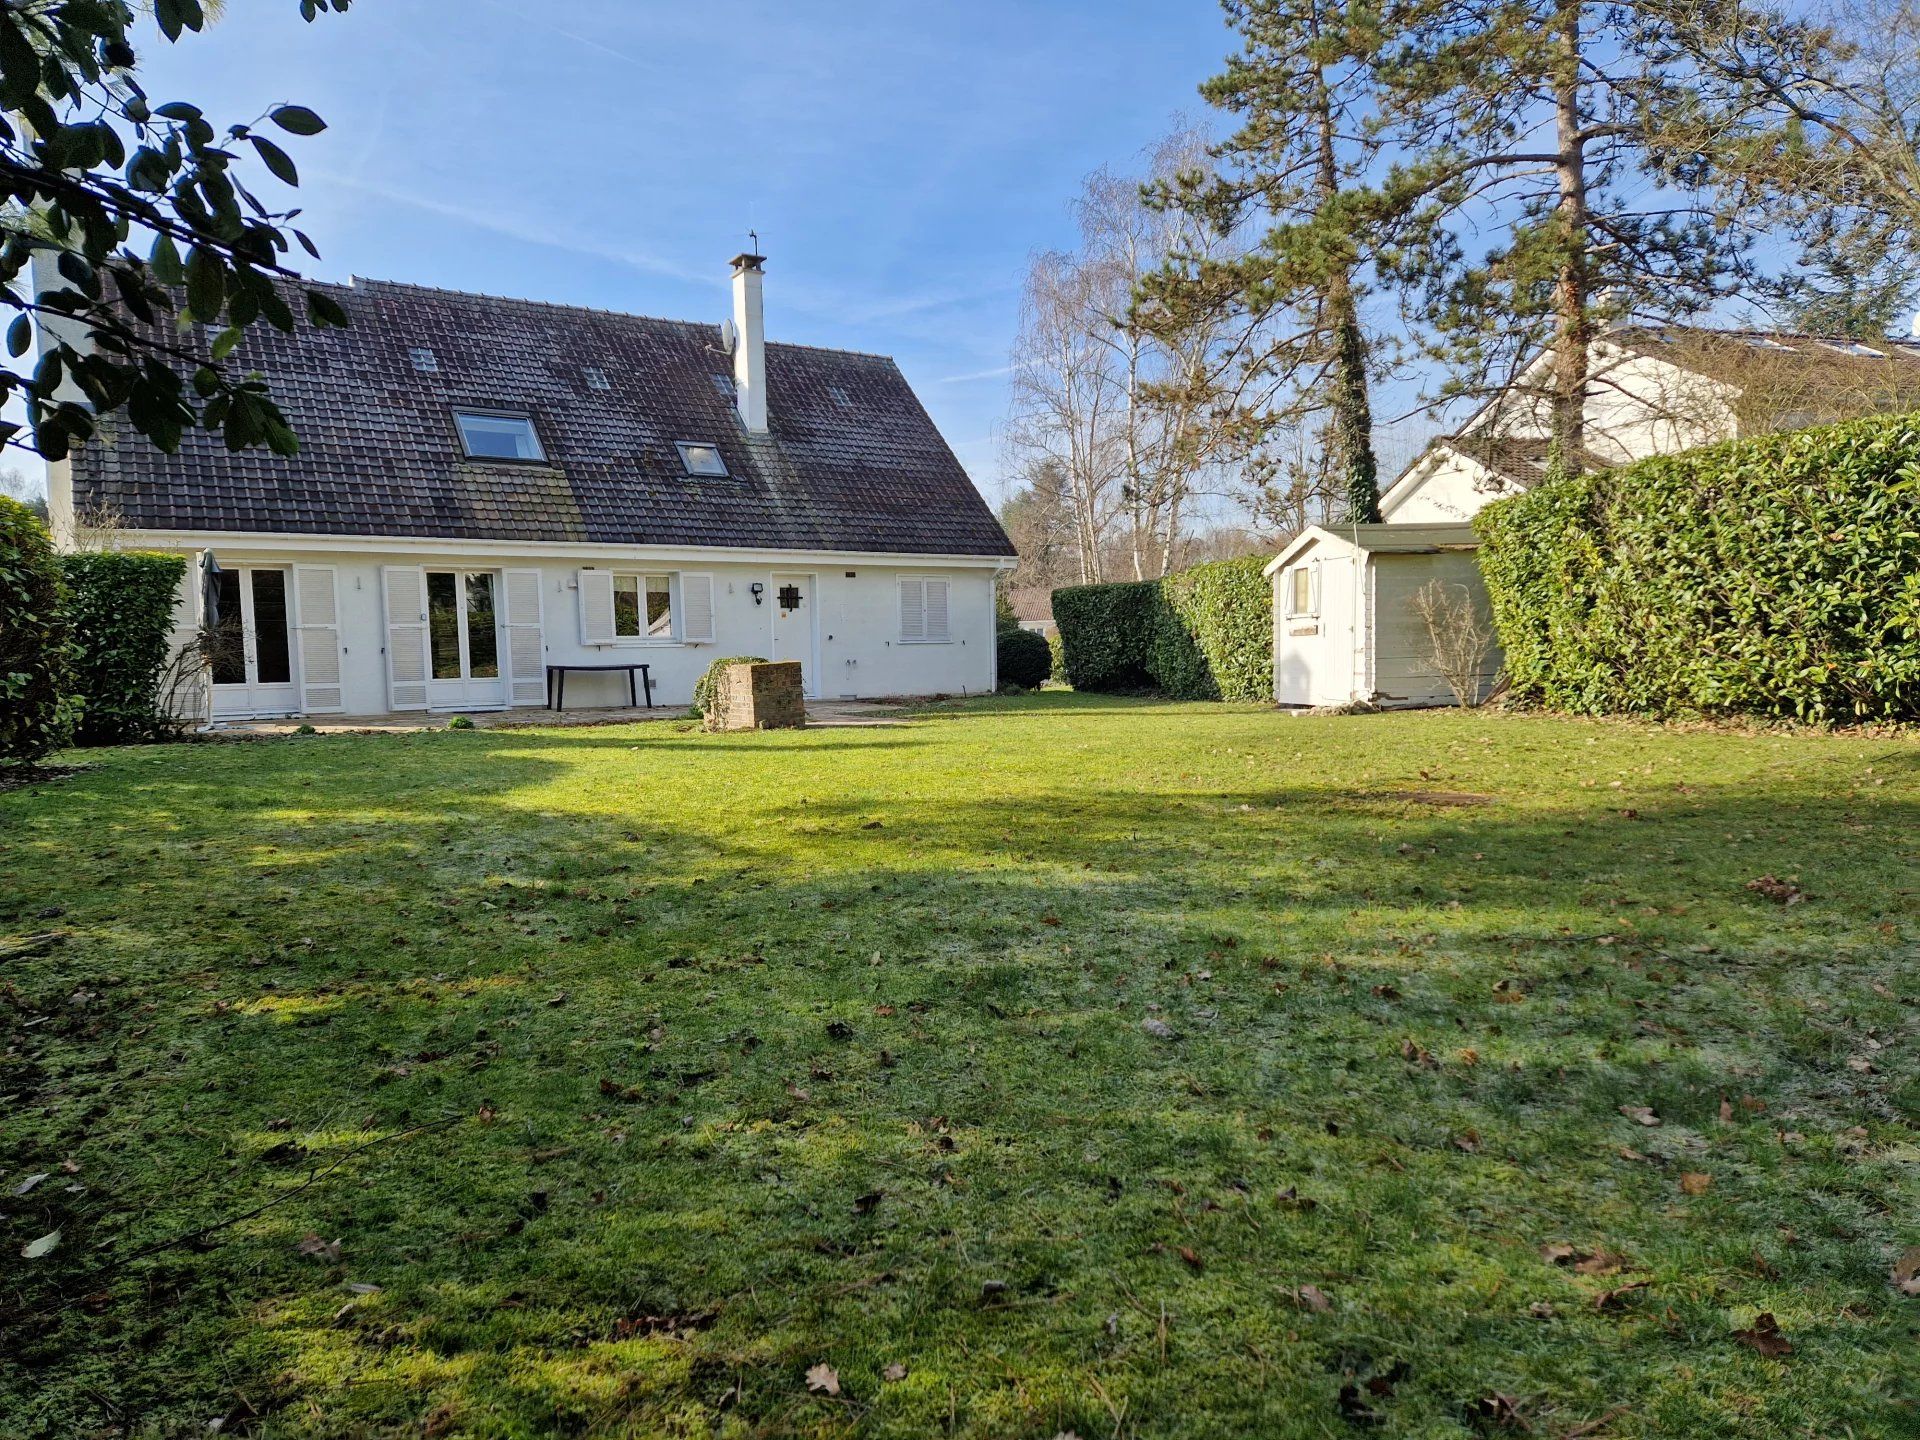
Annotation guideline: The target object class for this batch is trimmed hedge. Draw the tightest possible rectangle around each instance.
[0,497,72,763]
[691,655,767,717]
[997,627,1052,689]
[1475,410,1920,721]
[59,551,188,744]
[1052,556,1272,702]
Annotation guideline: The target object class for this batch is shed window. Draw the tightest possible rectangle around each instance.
[613,574,673,639]
[1285,563,1318,618]
[900,576,950,643]
[675,441,728,477]
[454,410,545,461]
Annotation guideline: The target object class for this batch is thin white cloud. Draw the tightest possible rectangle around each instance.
[933,364,1014,385]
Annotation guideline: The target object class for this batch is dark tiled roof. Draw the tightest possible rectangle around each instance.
[1441,433,1610,490]
[1609,325,1920,389]
[72,278,1015,557]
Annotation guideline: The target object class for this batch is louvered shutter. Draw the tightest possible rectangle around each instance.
[577,569,615,646]
[293,565,345,713]
[502,569,546,706]
[924,578,950,642]
[680,572,715,643]
[382,565,430,710]
[899,577,925,641]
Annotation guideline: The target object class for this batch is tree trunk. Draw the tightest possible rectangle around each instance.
[1310,5,1380,522]
[1548,0,1591,476]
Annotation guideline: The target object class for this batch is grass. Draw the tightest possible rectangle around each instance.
[2,693,1917,1439]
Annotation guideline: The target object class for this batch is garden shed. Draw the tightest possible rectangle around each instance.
[1265,522,1500,709]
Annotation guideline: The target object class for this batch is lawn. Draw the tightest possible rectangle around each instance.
[2,694,1917,1439]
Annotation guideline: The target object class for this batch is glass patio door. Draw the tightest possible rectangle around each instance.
[425,570,506,709]
[210,567,298,717]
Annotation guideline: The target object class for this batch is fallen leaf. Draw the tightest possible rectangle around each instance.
[1679,1172,1713,1196]
[1732,1312,1792,1357]
[343,1281,381,1294]
[20,1229,59,1259]
[1370,983,1401,1000]
[1744,874,1805,905]
[295,1233,341,1263]
[1292,1284,1331,1312]
[852,1190,883,1216]
[1463,1392,1527,1431]
[1141,1017,1176,1040]
[1719,1096,1734,1125]
[1574,1249,1627,1276]
[1890,1247,1920,1297]
[882,1362,908,1383]
[1177,1245,1203,1271]
[1618,1105,1661,1127]
[1540,1243,1581,1266]
[1275,1186,1317,1212]
[825,1020,855,1041]
[804,1362,840,1396]
[1453,1130,1481,1154]
[12,1173,49,1197]
[1593,1279,1649,1313]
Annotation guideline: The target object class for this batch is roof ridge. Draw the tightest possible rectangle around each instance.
[337,274,899,364]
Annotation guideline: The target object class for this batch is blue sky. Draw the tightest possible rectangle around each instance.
[124,0,1235,505]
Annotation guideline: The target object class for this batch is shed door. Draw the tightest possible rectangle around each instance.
[1275,561,1321,707]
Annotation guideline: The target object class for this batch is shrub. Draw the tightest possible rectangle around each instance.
[1048,632,1066,684]
[1475,410,1920,721]
[1052,556,1273,701]
[1051,581,1159,692]
[998,628,1053,689]
[59,550,187,744]
[0,497,72,764]
[446,715,475,730]
[692,655,767,716]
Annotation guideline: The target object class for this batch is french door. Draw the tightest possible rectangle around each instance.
[210,567,299,717]
[426,570,506,709]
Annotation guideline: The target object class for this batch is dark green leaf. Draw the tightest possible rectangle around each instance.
[269,105,326,137]
[183,246,224,322]
[249,135,299,186]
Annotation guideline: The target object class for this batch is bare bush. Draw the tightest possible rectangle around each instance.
[1409,579,1497,708]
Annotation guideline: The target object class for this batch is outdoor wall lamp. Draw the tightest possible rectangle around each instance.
[749,581,765,606]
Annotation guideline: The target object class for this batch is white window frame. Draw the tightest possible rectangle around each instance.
[611,572,678,643]
[453,408,546,462]
[1285,562,1319,619]
[899,575,952,644]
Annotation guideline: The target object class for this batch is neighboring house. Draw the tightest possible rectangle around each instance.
[1381,325,1920,523]
[45,254,1016,720]
[1272,325,1920,708]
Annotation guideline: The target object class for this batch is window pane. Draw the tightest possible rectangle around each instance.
[455,412,543,461]
[465,572,498,678]
[646,576,672,637]
[211,569,244,685]
[612,575,640,637]
[250,570,292,685]
[427,571,462,679]
[676,442,726,476]
[1290,568,1311,615]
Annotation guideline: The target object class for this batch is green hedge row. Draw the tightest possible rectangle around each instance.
[0,497,72,764]
[1052,556,1272,701]
[1475,410,1920,721]
[59,550,188,744]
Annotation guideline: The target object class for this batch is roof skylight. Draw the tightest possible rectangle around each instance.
[409,346,440,373]
[583,366,611,391]
[675,441,728,477]
[453,409,545,462]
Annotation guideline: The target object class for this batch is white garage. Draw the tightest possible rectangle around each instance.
[1265,522,1501,710]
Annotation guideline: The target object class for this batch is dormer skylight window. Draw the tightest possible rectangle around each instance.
[454,409,545,462]
[409,346,440,373]
[583,366,611,391]
[675,441,728,477]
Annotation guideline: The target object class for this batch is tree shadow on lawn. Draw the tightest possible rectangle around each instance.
[1,738,1916,1437]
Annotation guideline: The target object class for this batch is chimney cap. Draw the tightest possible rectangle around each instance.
[729,252,767,274]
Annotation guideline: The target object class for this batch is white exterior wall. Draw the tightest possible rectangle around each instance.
[1368,551,1502,709]
[1272,537,1362,708]
[136,533,1002,717]
[1581,349,1737,464]
[1379,450,1519,523]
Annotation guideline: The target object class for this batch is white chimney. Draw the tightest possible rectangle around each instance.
[730,251,768,433]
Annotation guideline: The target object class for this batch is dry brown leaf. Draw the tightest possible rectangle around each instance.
[1618,1105,1661,1127]
[295,1233,341,1263]
[1891,1247,1920,1297]
[1540,1242,1581,1267]
[1718,1096,1734,1125]
[805,1362,841,1396]
[1593,1279,1650,1313]
[1679,1172,1713,1196]
[1744,874,1805,905]
[1293,1284,1331,1312]
[1573,1249,1627,1276]
[1732,1312,1792,1358]
[1177,1245,1204,1271]
[882,1362,908,1383]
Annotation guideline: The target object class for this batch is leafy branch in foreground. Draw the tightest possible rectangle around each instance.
[0,0,351,462]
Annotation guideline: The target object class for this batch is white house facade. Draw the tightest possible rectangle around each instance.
[49,256,1016,719]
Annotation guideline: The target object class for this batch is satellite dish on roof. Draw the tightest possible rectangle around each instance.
[719,318,738,351]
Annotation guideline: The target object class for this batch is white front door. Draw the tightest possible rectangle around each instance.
[426,570,507,710]
[769,571,819,698]
[211,567,299,718]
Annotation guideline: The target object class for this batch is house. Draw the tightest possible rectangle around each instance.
[45,254,1016,720]
[1272,325,1920,709]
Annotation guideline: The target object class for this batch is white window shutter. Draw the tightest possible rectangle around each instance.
[900,577,925,641]
[382,565,429,710]
[577,569,615,647]
[502,568,546,706]
[924,578,950,642]
[293,565,344,713]
[680,572,715,643]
